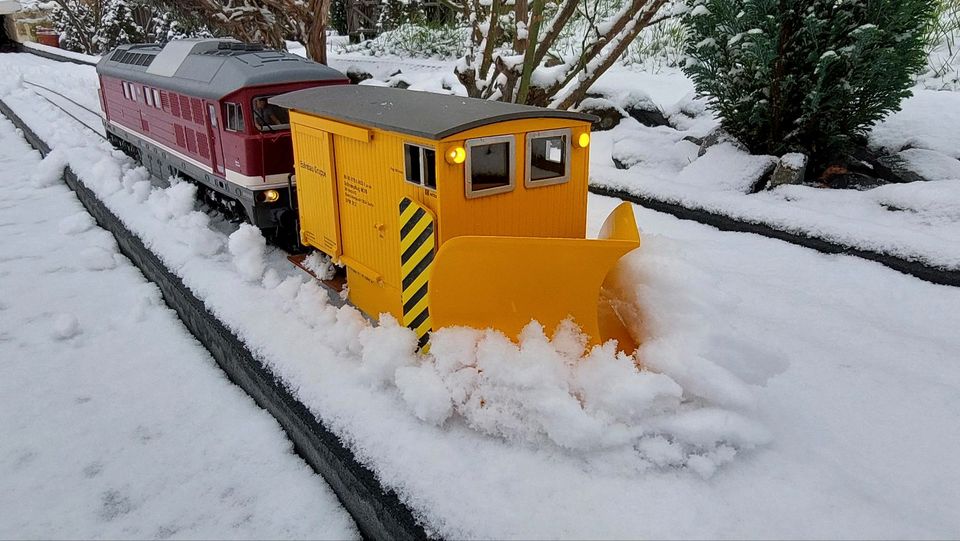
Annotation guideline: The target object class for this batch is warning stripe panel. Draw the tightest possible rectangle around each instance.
[398,197,434,350]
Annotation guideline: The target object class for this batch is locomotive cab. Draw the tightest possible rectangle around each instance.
[273,86,642,352]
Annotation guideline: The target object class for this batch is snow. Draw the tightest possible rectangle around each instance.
[2,52,960,538]
[584,73,960,269]
[228,223,267,282]
[869,89,960,159]
[0,115,358,539]
[22,40,100,64]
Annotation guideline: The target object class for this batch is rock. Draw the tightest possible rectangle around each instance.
[389,77,411,90]
[698,127,749,157]
[767,153,809,188]
[621,90,670,127]
[577,97,625,132]
[819,171,889,190]
[850,146,927,184]
[345,67,373,85]
[612,155,632,170]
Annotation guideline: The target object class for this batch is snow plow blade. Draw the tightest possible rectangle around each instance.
[429,202,641,351]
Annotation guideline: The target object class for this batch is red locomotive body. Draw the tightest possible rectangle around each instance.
[96,40,348,235]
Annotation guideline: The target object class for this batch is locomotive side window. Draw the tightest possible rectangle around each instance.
[465,135,515,198]
[152,89,161,109]
[225,102,244,132]
[251,96,290,132]
[525,128,571,187]
[144,86,154,107]
[403,143,437,190]
[122,82,130,100]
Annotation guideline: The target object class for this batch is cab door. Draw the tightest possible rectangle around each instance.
[206,103,225,176]
[290,123,341,256]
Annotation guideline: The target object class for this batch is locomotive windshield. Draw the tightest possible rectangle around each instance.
[251,96,290,132]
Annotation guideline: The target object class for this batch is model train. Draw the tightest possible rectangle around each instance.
[96,39,348,241]
[97,39,642,351]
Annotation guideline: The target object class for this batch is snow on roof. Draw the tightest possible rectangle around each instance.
[271,85,597,140]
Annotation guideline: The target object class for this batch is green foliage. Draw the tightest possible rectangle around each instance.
[682,0,938,165]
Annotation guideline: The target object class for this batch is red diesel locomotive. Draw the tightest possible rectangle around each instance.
[96,39,348,237]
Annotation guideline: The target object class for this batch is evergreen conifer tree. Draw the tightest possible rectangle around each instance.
[683,0,937,167]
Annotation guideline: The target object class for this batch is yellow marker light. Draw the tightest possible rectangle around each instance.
[262,189,280,203]
[446,146,466,164]
[577,132,591,148]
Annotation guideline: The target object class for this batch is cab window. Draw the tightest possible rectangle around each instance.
[465,135,515,198]
[251,96,290,132]
[225,102,244,132]
[525,129,571,187]
[404,143,437,190]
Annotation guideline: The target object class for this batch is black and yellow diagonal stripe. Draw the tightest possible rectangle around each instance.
[399,197,434,350]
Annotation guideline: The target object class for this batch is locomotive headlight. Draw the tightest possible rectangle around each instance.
[261,189,280,203]
[446,146,466,165]
[577,132,591,148]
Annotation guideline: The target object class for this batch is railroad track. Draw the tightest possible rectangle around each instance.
[11,44,960,289]
[0,92,428,541]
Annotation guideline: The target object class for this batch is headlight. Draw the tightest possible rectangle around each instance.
[261,189,280,203]
[446,146,466,165]
[577,132,591,148]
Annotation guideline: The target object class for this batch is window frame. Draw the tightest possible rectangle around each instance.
[464,135,516,199]
[251,95,290,132]
[403,142,437,192]
[524,128,572,188]
[224,102,244,133]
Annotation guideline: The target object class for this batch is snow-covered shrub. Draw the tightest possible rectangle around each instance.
[336,23,470,59]
[49,0,212,55]
[682,0,937,168]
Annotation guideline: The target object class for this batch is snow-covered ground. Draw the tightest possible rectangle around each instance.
[2,52,960,538]
[0,115,358,539]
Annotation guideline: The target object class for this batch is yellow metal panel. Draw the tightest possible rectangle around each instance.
[346,268,402,319]
[429,202,641,352]
[290,123,341,257]
[433,118,592,245]
[290,110,371,142]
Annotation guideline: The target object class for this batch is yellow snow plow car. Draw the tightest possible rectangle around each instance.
[272,86,641,352]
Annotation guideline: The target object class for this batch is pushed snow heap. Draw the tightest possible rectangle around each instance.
[273,85,640,353]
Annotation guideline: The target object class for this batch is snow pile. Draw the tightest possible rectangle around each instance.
[30,148,68,188]
[303,251,338,280]
[228,224,267,282]
[349,239,769,477]
[676,143,776,193]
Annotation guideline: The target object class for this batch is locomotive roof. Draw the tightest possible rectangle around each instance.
[96,39,347,101]
[270,86,597,140]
